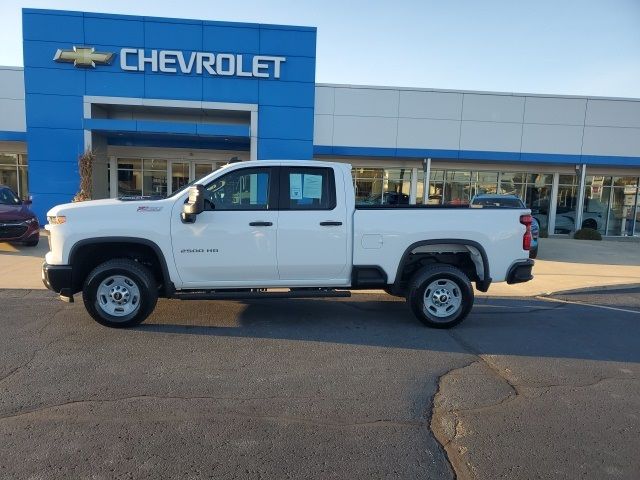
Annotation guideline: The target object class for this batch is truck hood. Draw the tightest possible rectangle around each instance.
[47,197,170,218]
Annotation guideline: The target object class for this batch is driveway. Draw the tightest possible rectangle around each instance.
[0,289,638,479]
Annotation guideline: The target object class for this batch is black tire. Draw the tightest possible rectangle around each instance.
[24,238,39,247]
[407,264,474,329]
[529,246,538,259]
[82,258,157,328]
[582,218,597,230]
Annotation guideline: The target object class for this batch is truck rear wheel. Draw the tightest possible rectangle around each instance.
[407,264,474,328]
[82,259,158,328]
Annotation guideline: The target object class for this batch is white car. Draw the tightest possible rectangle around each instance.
[42,160,534,329]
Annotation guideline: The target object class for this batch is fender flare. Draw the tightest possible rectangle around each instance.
[393,239,492,292]
[68,236,174,297]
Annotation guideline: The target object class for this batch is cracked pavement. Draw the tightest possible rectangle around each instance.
[0,289,639,479]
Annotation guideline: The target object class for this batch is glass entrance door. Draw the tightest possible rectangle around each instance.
[193,162,217,182]
[167,160,221,195]
[170,161,190,194]
[115,157,231,197]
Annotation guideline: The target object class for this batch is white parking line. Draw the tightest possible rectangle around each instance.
[538,296,640,315]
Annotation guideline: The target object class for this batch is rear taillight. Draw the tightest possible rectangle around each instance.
[520,214,532,250]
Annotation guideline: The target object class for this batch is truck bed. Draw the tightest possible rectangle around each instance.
[353,207,529,283]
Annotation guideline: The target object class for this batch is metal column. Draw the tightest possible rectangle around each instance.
[574,163,587,231]
[548,172,559,236]
[422,157,431,204]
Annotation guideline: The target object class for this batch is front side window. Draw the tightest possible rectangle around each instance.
[204,168,271,210]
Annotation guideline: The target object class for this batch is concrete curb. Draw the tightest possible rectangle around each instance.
[536,282,640,297]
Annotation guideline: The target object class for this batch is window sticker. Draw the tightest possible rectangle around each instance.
[290,174,303,199]
[302,174,323,199]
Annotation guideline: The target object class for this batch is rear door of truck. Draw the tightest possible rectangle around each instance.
[276,165,350,282]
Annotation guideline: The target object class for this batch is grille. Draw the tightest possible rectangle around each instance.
[0,223,27,239]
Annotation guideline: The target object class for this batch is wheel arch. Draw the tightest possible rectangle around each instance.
[392,239,492,294]
[68,237,174,297]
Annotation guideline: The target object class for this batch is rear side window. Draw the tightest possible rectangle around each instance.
[280,167,336,210]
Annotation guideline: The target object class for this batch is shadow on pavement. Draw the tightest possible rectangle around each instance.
[136,294,640,364]
[536,237,640,266]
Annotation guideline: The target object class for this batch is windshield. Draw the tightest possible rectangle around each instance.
[0,187,21,205]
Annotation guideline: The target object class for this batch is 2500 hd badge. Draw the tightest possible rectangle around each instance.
[180,248,219,254]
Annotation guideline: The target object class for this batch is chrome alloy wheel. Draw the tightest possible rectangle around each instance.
[96,275,141,318]
[423,279,462,319]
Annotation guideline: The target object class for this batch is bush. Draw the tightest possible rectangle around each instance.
[72,150,94,202]
[574,228,602,240]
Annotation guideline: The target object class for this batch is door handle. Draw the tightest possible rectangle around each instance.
[320,221,343,226]
[249,221,273,226]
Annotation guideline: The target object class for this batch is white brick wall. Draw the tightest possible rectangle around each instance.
[315,83,640,159]
[0,67,26,133]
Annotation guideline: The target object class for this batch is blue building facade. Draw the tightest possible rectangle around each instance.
[22,8,316,219]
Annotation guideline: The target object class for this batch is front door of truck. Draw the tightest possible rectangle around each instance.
[171,166,279,287]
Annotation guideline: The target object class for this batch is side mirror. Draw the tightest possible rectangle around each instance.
[181,185,205,224]
[23,199,32,205]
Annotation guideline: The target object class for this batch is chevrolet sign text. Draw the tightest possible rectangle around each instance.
[120,49,286,78]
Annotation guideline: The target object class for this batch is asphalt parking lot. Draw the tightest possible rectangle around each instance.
[1,289,639,479]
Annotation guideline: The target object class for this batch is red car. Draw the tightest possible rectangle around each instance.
[0,185,39,247]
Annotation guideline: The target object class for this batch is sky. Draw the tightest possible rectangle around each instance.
[1,0,639,98]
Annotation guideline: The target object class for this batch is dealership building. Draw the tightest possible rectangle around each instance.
[1,8,640,237]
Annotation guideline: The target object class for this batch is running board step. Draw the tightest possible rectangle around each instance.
[174,289,352,301]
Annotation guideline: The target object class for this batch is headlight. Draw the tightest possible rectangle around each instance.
[47,215,66,225]
[25,217,39,225]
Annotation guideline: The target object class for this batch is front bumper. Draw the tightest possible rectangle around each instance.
[506,259,534,284]
[42,262,74,300]
[0,220,39,242]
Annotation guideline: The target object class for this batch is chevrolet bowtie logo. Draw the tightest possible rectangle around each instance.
[53,46,115,68]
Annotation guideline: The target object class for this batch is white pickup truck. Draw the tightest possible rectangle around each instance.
[42,160,534,329]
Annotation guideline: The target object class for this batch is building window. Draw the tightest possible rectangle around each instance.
[352,168,412,205]
[500,172,552,235]
[352,168,382,205]
[620,178,640,236]
[117,158,143,197]
[0,153,28,199]
[428,170,445,204]
[143,159,167,197]
[608,177,639,236]
[473,171,499,196]
[444,170,472,205]
[582,175,609,234]
[383,168,412,205]
[582,176,640,236]
[554,175,580,234]
[425,169,501,206]
[171,162,190,193]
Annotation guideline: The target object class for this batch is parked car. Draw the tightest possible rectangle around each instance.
[471,194,538,259]
[0,185,39,246]
[42,161,534,329]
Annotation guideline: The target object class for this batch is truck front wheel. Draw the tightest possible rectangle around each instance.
[82,259,158,328]
[407,264,474,329]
